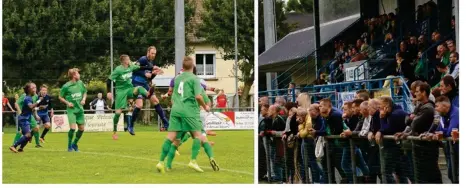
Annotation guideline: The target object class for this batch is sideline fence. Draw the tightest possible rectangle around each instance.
[259,131,459,184]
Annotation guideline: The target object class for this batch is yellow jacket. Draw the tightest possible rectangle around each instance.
[298,114,314,138]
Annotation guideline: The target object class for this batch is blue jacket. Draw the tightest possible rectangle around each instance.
[313,115,327,136]
[369,110,381,134]
[379,104,408,135]
[324,107,346,135]
[132,56,153,84]
[437,106,459,137]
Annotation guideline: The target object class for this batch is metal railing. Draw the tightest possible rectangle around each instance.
[260,131,459,184]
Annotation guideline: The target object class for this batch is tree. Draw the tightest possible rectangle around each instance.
[2,0,195,90]
[259,0,296,54]
[197,0,254,107]
[286,0,314,13]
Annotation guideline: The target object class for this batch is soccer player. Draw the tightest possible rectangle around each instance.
[38,84,54,143]
[164,87,219,172]
[156,56,210,173]
[106,54,154,138]
[9,82,42,153]
[13,93,42,148]
[130,46,168,132]
[59,68,87,152]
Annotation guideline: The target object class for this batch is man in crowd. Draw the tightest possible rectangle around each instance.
[265,104,286,182]
[90,93,111,114]
[448,52,459,85]
[433,96,459,183]
[439,75,459,107]
[407,82,441,183]
[319,98,349,183]
[366,99,382,183]
[375,96,408,183]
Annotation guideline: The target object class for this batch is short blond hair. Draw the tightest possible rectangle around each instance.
[120,54,129,61]
[68,68,80,78]
[182,56,195,70]
[147,46,156,52]
[297,107,308,117]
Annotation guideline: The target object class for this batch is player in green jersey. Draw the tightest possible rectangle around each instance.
[59,68,87,152]
[13,93,42,149]
[156,56,210,173]
[106,54,156,139]
[164,88,219,171]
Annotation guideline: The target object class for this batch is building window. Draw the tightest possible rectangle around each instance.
[195,53,215,78]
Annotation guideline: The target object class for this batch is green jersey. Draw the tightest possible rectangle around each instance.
[171,72,203,117]
[60,80,87,112]
[109,63,140,90]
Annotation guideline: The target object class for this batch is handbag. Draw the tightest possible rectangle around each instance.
[315,136,325,160]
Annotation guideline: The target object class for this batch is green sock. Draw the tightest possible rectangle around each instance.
[179,133,191,147]
[13,132,22,145]
[68,129,75,148]
[191,138,201,160]
[159,139,173,162]
[33,130,40,145]
[113,113,121,132]
[203,142,214,159]
[166,144,178,169]
[73,130,84,145]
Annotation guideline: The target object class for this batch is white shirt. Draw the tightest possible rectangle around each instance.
[95,100,105,114]
[359,115,372,137]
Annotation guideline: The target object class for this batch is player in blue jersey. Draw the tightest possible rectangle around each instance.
[37,85,54,143]
[9,82,43,153]
[130,46,167,133]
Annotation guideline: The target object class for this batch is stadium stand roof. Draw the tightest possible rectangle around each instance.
[259,14,360,68]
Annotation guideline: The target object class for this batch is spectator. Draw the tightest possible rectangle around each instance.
[367,99,382,183]
[432,63,450,89]
[355,89,370,101]
[414,51,428,81]
[439,75,459,107]
[296,106,316,183]
[351,47,365,62]
[296,92,311,111]
[265,104,286,182]
[275,96,287,117]
[448,52,459,85]
[319,98,349,183]
[417,35,427,51]
[216,89,228,108]
[408,36,418,57]
[446,40,456,53]
[287,82,300,102]
[341,99,370,183]
[399,41,413,63]
[314,73,328,86]
[395,52,415,86]
[304,104,326,183]
[358,101,371,137]
[282,102,299,183]
[375,96,409,183]
[259,104,272,180]
[406,82,441,183]
[2,92,15,133]
[259,96,270,119]
[433,96,459,183]
[436,44,450,66]
[89,93,110,114]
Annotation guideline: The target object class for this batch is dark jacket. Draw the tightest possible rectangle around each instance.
[444,89,459,108]
[324,108,346,135]
[437,106,459,137]
[271,115,286,132]
[407,100,435,135]
[313,115,327,137]
[285,114,298,136]
[345,114,360,131]
[380,104,408,135]
[369,110,381,134]
[90,98,108,110]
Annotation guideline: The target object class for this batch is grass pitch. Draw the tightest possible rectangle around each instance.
[2,126,254,184]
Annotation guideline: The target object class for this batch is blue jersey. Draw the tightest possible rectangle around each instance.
[132,56,153,84]
[18,96,34,121]
[37,94,52,115]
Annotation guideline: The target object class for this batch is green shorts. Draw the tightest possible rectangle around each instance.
[29,116,38,129]
[115,87,136,110]
[168,116,203,132]
[67,109,85,125]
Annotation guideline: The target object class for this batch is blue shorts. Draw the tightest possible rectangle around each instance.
[18,119,31,135]
[132,80,152,99]
[38,114,50,124]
